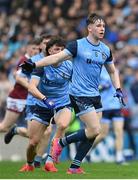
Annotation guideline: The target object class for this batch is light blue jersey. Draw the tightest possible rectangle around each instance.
[64,37,113,97]
[26,52,45,106]
[100,67,121,110]
[32,60,72,108]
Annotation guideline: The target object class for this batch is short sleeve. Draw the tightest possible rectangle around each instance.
[65,40,77,57]
[105,50,113,64]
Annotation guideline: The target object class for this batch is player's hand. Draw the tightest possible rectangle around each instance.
[19,60,36,73]
[42,97,55,109]
[114,88,126,106]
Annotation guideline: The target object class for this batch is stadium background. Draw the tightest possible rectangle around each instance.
[0,0,138,162]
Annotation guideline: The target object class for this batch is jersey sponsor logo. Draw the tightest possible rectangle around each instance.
[102,52,107,60]
[86,58,103,66]
[86,58,93,64]
[86,50,104,65]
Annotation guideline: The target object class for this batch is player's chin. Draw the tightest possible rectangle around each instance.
[99,34,104,39]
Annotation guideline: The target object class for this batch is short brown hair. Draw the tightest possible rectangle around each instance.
[28,37,42,45]
[46,36,65,55]
[86,13,105,25]
[39,33,53,42]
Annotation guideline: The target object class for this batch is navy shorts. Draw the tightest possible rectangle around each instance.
[55,104,72,113]
[25,105,35,121]
[31,104,72,125]
[31,105,54,126]
[69,95,102,116]
[102,109,124,124]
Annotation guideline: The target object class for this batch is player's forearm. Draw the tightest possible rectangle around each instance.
[28,84,45,100]
[110,70,121,89]
[35,51,71,68]
[35,54,62,68]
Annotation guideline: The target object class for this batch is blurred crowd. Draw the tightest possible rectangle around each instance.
[0,0,138,129]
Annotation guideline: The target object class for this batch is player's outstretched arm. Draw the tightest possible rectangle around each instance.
[20,51,71,72]
[35,50,71,68]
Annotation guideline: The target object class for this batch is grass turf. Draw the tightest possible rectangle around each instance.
[0,161,138,179]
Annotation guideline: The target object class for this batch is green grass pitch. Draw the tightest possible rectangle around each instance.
[0,161,138,179]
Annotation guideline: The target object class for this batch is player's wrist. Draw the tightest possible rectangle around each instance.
[42,96,47,101]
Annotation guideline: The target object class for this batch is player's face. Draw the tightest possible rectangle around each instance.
[48,45,64,55]
[88,19,105,40]
[27,44,40,57]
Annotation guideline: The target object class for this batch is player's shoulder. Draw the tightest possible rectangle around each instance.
[100,41,112,58]
[76,37,85,43]
[100,41,111,52]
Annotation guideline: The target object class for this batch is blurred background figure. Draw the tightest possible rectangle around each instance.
[0,39,40,134]
[92,67,126,164]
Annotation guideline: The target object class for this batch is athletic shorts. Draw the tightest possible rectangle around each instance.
[31,104,72,126]
[69,95,102,116]
[6,97,26,113]
[101,109,124,124]
[31,105,54,126]
[25,105,35,121]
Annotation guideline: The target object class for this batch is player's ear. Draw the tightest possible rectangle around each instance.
[87,24,93,32]
[48,48,52,55]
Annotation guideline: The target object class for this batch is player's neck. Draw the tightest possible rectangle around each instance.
[87,35,100,45]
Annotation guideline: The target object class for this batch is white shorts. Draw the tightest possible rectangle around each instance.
[6,97,26,113]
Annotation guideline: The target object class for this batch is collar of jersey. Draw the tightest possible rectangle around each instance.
[86,37,100,46]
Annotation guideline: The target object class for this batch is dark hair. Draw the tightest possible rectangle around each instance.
[46,36,65,55]
[28,37,42,45]
[86,13,105,26]
[40,33,53,41]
